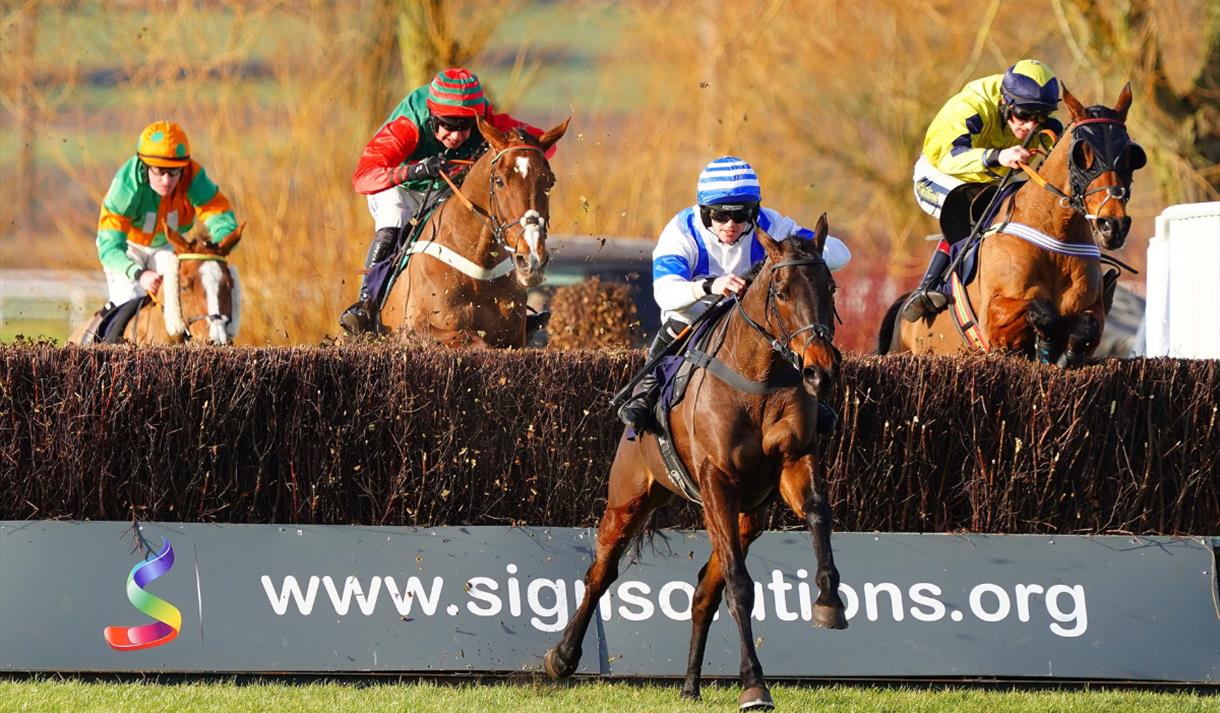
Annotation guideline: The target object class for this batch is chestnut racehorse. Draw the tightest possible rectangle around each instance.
[70,225,243,345]
[379,115,569,347]
[545,218,847,711]
[878,85,1146,365]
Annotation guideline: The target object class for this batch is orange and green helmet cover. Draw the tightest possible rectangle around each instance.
[137,120,191,168]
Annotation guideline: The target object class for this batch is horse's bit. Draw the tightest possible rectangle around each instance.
[734,256,839,372]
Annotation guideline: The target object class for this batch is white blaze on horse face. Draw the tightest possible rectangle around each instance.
[199,260,231,344]
[515,156,531,179]
[519,209,545,267]
[154,250,187,337]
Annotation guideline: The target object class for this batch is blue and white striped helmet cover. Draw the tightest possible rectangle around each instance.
[696,156,762,206]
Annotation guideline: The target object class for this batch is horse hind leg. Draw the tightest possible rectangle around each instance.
[680,509,767,702]
[544,450,671,679]
[779,453,847,630]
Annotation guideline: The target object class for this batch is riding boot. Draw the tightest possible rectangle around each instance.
[899,248,952,322]
[340,227,400,334]
[618,325,680,432]
[525,310,551,338]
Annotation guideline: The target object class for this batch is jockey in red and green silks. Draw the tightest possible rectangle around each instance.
[96,120,239,307]
[901,59,1064,322]
[340,67,555,335]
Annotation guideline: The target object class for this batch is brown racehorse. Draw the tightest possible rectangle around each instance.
[379,115,569,347]
[70,225,244,345]
[545,218,847,711]
[878,85,1145,366]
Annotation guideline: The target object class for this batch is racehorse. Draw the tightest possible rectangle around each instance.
[379,115,569,348]
[545,218,847,711]
[878,85,1145,366]
[70,225,243,345]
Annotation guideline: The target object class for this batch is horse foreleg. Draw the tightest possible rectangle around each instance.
[544,447,671,679]
[681,508,766,701]
[1063,307,1103,367]
[987,295,1055,360]
[778,453,847,630]
[699,479,773,710]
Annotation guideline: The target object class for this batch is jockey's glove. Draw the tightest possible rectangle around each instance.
[405,154,446,182]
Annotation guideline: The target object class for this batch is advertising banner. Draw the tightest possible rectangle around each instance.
[1,522,1216,681]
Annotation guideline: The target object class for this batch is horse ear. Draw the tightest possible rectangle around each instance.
[164,226,190,253]
[810,213,829,254]
[476,114,509,151]
[1062,86,1086,122]
[536,117,570,153]
[1114,82,1133,122]
[216,223,245,255]
[757,225,782,258]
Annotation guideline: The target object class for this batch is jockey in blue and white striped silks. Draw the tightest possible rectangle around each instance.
[652,156,851,326]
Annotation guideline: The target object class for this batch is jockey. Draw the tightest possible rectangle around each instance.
[901,58,1063,322]
[341,67,555,335]
[618,156,852,433]
[96,120,239,310]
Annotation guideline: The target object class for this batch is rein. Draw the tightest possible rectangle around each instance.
[733,256,837,373]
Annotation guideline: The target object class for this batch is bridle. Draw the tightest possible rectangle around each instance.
[1021,116,1144,222]
[176,252,233,340]
[733,255,839,372]
[438,143,550,262]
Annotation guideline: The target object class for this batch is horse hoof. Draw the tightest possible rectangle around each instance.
[813,603,848,630]
[739,685,775,710]
[543,647,577,679]
[679,686,701,701]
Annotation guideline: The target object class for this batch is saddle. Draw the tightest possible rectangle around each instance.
[935,180,1025,300]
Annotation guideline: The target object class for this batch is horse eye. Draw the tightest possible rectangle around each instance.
[494,175,506,187]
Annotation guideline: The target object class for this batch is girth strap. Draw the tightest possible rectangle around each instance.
[684,347,802,395]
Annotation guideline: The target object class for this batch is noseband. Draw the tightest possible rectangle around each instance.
[734,256,837,372]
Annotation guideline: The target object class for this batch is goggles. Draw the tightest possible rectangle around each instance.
[434,115,476,132]
[1010,106,1050,123]
[708,207,753,224]
[148,165,184,178]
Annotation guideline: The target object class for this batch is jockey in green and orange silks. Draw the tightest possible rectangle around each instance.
[96,121,239,307]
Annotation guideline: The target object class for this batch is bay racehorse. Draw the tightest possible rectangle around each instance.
[379,115,569,347]
[70,225,243,345]
[545,218,847,711]
[878,85,1145,365]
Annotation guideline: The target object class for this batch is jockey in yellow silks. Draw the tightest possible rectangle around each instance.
[901,59,1063,322]
[96,121,239,308]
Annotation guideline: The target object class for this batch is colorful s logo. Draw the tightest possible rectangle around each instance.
[103,537,182,651]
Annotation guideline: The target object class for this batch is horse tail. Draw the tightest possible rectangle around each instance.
[875,292,909,355]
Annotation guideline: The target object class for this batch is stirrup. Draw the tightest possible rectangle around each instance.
[338,303,372,335]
